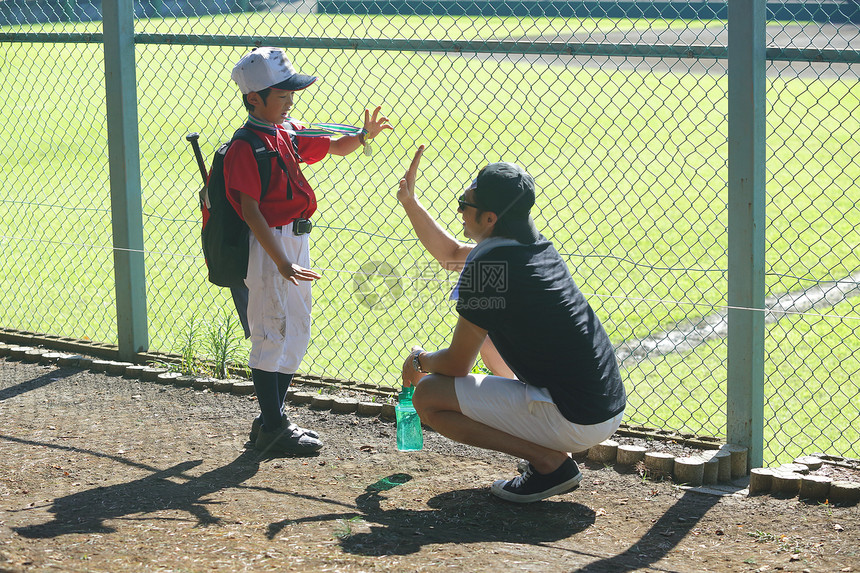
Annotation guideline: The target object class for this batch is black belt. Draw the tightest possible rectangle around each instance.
[275,218,312,235]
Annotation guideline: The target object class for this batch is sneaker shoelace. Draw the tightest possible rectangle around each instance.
[509,465,533,488]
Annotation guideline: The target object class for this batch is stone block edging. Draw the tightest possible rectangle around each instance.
[748,455,860,505]
[588,439,748,488]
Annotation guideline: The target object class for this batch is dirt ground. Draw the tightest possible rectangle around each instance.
[0,358,858,573]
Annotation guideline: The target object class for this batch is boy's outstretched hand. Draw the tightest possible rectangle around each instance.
[363,106,394,140]
[398,145,425,206]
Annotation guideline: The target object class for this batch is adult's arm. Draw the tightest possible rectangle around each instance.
[401,315,487,386]
[479,338,517,379]
[398,146,473,270]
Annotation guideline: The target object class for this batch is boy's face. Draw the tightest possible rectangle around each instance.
[248,88,295,124]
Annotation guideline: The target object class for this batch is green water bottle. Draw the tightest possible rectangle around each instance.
[396,386,423,451]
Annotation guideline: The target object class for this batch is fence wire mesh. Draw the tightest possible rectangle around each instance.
[1,0,859,464]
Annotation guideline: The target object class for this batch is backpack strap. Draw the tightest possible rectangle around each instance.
[280,124,301,158]
[271,127,301,197]
[232,127,294,200]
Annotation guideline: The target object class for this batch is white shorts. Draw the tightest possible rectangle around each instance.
[454,374,623,454]
[245,227,312,374]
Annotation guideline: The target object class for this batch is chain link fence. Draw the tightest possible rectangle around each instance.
[1,0,858,464]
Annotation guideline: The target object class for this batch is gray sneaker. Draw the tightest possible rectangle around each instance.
[249,414,319,443]
[254,418,323,456]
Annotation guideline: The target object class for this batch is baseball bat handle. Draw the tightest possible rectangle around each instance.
[186,132,208,184]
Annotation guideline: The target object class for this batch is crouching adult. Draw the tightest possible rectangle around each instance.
[397,146,626,503]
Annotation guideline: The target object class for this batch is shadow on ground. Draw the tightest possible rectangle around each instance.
[264,467,725,571]
[13,450,262,538]
[0,369,78,402]
[268,472,598,555]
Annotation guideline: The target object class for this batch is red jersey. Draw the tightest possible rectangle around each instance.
[224,121,330,227]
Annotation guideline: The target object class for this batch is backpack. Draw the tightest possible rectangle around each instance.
[200,127,297,288]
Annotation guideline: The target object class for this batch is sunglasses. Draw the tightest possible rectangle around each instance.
[457,193,481,211]
[457,179,481,211]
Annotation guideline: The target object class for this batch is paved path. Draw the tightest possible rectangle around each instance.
[262,2,860,78]
[615,270,860,367]
[486,22,860,78]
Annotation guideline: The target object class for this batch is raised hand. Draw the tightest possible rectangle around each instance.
[363,106,394,140]
[397,145,425,206]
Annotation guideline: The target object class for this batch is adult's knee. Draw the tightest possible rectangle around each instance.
[412,374,457,417]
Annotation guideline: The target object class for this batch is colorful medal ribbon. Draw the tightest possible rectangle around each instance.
[289,121,362,137]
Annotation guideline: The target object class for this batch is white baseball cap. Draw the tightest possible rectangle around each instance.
[231,47,318,94]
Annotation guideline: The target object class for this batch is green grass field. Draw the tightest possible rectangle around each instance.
[624,298,860,463]
[1,13,858,463]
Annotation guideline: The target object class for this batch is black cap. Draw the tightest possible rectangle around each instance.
[470,162,540,244]
[472,162,536,220]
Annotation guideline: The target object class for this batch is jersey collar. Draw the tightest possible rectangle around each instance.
[244,114,278,135]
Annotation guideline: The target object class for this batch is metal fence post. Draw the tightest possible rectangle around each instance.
[727,0,766,467]
[103,0,149,359]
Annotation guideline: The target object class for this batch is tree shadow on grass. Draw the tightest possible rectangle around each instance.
[13,450,262,538]
[268,473,597,556]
